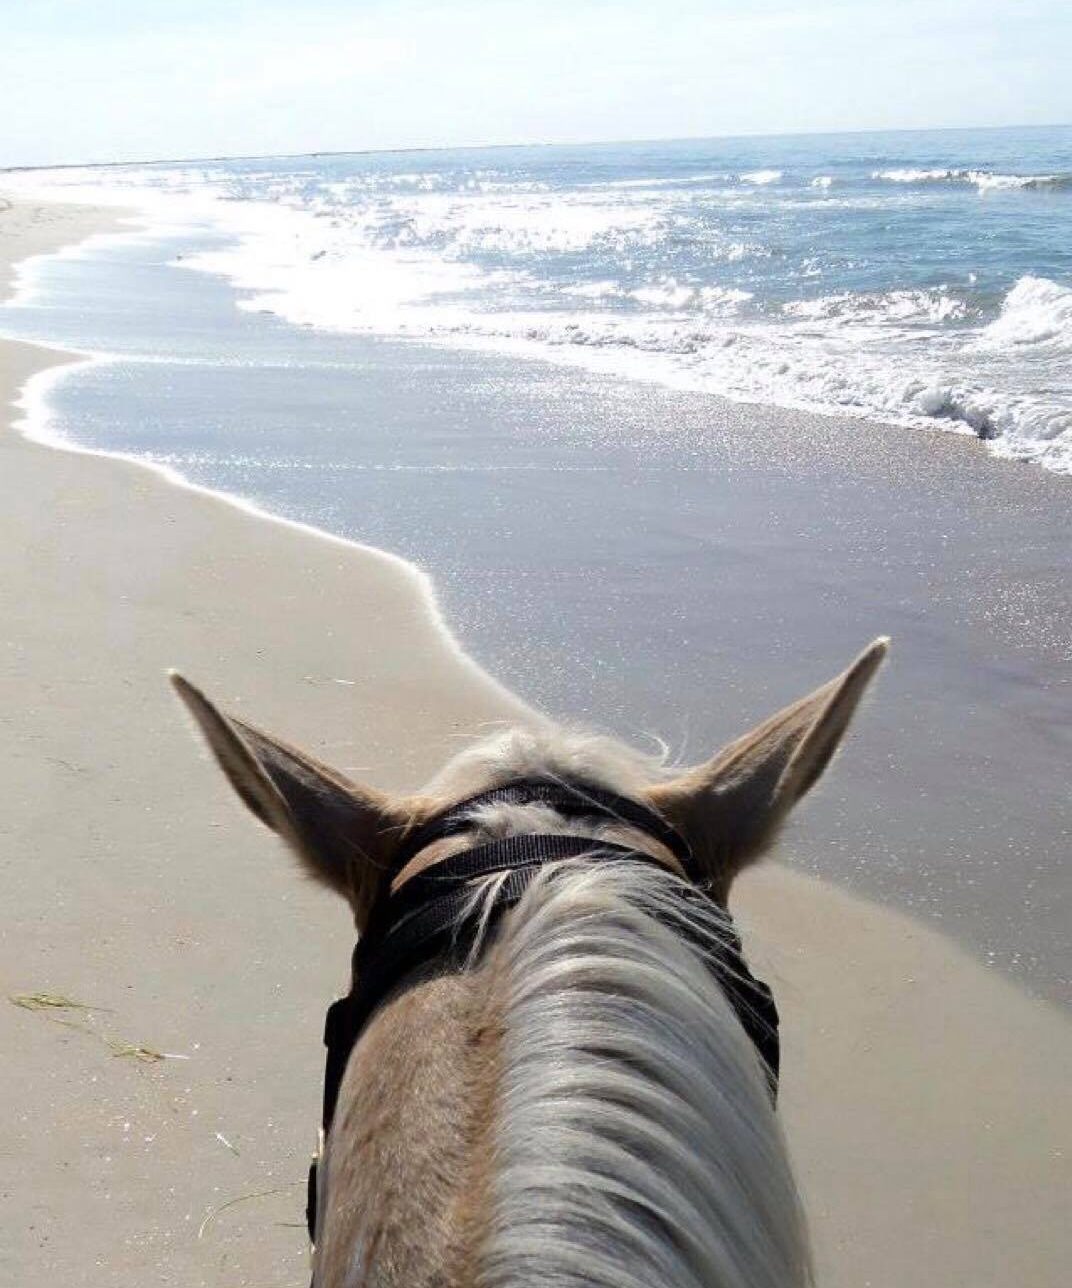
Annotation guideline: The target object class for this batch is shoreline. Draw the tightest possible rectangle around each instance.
[1,197,1070,1287]
[11,350,536,725]
[0,197,537,732]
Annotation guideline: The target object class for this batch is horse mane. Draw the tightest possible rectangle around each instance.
[474,856,812,1288]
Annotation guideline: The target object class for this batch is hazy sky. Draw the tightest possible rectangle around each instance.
[2,0,1069,167]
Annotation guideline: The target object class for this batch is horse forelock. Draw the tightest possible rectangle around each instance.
[421,724,674,805]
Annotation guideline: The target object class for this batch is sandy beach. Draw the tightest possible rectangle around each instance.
[1,198,1070,1287]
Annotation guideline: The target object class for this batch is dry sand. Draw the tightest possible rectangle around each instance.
[1,198,1069,1287]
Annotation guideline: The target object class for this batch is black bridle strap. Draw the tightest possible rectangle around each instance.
[391,776,695,876]
[381,832,646,935]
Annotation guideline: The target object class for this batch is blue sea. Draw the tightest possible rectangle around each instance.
[5,124,1072,471]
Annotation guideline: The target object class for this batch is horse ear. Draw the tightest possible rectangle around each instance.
[648,638,889,900]
[169,673,409,919]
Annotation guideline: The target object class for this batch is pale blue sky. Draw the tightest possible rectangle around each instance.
[2,0,1069,167]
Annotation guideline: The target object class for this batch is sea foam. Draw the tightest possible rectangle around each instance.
[975,275,1072,350]
[872,167,1071,193]
[5,142,1071,474]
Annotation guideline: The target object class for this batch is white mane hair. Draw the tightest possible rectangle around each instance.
[428,727,813,1287]
[478,858,811,1288]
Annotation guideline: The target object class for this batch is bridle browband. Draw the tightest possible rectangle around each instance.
[306,776,780,1243]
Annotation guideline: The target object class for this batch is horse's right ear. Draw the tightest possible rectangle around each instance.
[648,638,888,902]
[169,673,410,921]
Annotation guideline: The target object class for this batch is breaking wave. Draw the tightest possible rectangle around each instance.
[739,168,783,185]
[192,213,1068,470]
[872,167,1072,193]
[975,275,1072,350]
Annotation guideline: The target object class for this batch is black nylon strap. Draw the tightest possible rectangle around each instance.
[379,833,641,936]
[359,839,652,1008]
[392,777,694,876]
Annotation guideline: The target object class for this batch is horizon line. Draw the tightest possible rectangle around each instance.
[3,119,1069,176]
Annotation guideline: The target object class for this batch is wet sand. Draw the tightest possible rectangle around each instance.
[1,197,1069,1287]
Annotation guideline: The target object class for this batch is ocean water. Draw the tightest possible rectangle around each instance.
[1,127,1070,998]
[5,124,1072,472]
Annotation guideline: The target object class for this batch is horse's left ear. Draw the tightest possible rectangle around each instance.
[648,638,889,901]
[169,673,410,920]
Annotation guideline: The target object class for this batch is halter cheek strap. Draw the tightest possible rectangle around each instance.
[306,778,780,1245]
